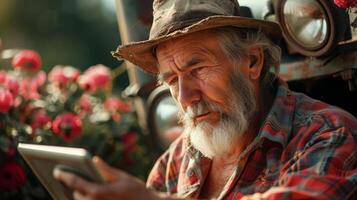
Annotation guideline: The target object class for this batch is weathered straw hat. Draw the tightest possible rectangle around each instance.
[112,0,282,74]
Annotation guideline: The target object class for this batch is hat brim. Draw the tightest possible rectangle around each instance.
[112,15,282,74]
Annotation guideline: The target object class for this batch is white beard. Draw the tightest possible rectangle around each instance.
[179,70,256,159]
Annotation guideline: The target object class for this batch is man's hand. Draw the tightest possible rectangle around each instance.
[53,156,159,200]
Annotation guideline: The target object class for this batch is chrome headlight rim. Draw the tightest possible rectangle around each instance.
[147,85,180,149]
[276,0,339,57]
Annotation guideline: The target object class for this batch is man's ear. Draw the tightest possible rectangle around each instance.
[247,47,264,80]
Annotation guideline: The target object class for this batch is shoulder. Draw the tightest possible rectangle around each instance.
[292,91,356,130]
[289,91,357,149]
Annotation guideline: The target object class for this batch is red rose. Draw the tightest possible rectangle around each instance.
[0,88,14,113]
[121,131,138,153]
[12,50,42,72]
[31,109,51,132]
[121,132,138,165]
[0,161,27,190]
[52,113,82,141]
[78,64,111,92]
[334,0,357,8]
[48,65,80,87]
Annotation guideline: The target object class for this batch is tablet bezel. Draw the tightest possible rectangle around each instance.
[18,143,104,200]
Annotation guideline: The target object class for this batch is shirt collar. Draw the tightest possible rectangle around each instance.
[258,78,295,147]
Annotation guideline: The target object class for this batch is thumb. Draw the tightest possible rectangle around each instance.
[93,156,122,182]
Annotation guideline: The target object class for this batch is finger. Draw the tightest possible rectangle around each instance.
[73,190,89,200]
[93,156,123,182]
[53,168,98,194]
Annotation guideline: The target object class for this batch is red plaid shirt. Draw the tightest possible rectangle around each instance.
[146,80,357,200]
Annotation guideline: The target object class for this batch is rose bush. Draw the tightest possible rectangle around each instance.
[0,49,157,199]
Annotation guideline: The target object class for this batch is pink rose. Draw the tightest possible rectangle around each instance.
[78,64,111,92]
[52,113,82,141]
[104,97,131,113]
[4,76,19,97]
[0,71,7,84]
[78,75,96,92]
[18,71,46,100]
[33,70,46,86]
[0,160,27,190]
[48,65,80,87]
[0,88,14,113]
[79,95,92,115]
[0,72,19,97]
[12,50,42,72]
[334,0,357,8]
[104,97,131,122]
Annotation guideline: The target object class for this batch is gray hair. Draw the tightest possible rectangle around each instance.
[214,27,281,87]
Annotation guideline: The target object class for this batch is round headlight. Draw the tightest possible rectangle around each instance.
[283,0,328,50]
[147,86,182,148]
[276,0,349,57]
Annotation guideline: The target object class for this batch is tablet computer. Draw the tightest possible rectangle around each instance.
[17,143,105,200]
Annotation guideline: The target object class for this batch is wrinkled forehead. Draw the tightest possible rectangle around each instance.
[155,31,231,78]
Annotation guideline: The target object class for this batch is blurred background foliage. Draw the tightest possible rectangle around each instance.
[0,1,162,198]
[0,0,129,91]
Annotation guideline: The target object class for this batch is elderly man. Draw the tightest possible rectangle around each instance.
[54,0,357,199]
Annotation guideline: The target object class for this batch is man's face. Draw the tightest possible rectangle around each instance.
[156,30,257,158]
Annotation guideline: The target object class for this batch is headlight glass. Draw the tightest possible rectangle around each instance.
[283,0,328,49]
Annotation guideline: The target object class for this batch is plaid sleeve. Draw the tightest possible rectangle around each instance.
[242,111,357,200]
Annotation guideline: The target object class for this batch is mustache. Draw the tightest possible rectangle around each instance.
[178,100,224,123]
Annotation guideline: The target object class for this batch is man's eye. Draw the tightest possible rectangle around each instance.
[191,67,204,76]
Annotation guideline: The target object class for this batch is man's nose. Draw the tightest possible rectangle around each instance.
[177,76,201,110]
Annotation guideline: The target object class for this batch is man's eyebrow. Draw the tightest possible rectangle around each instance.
[158,58,202,83]
[185,58,201,68]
